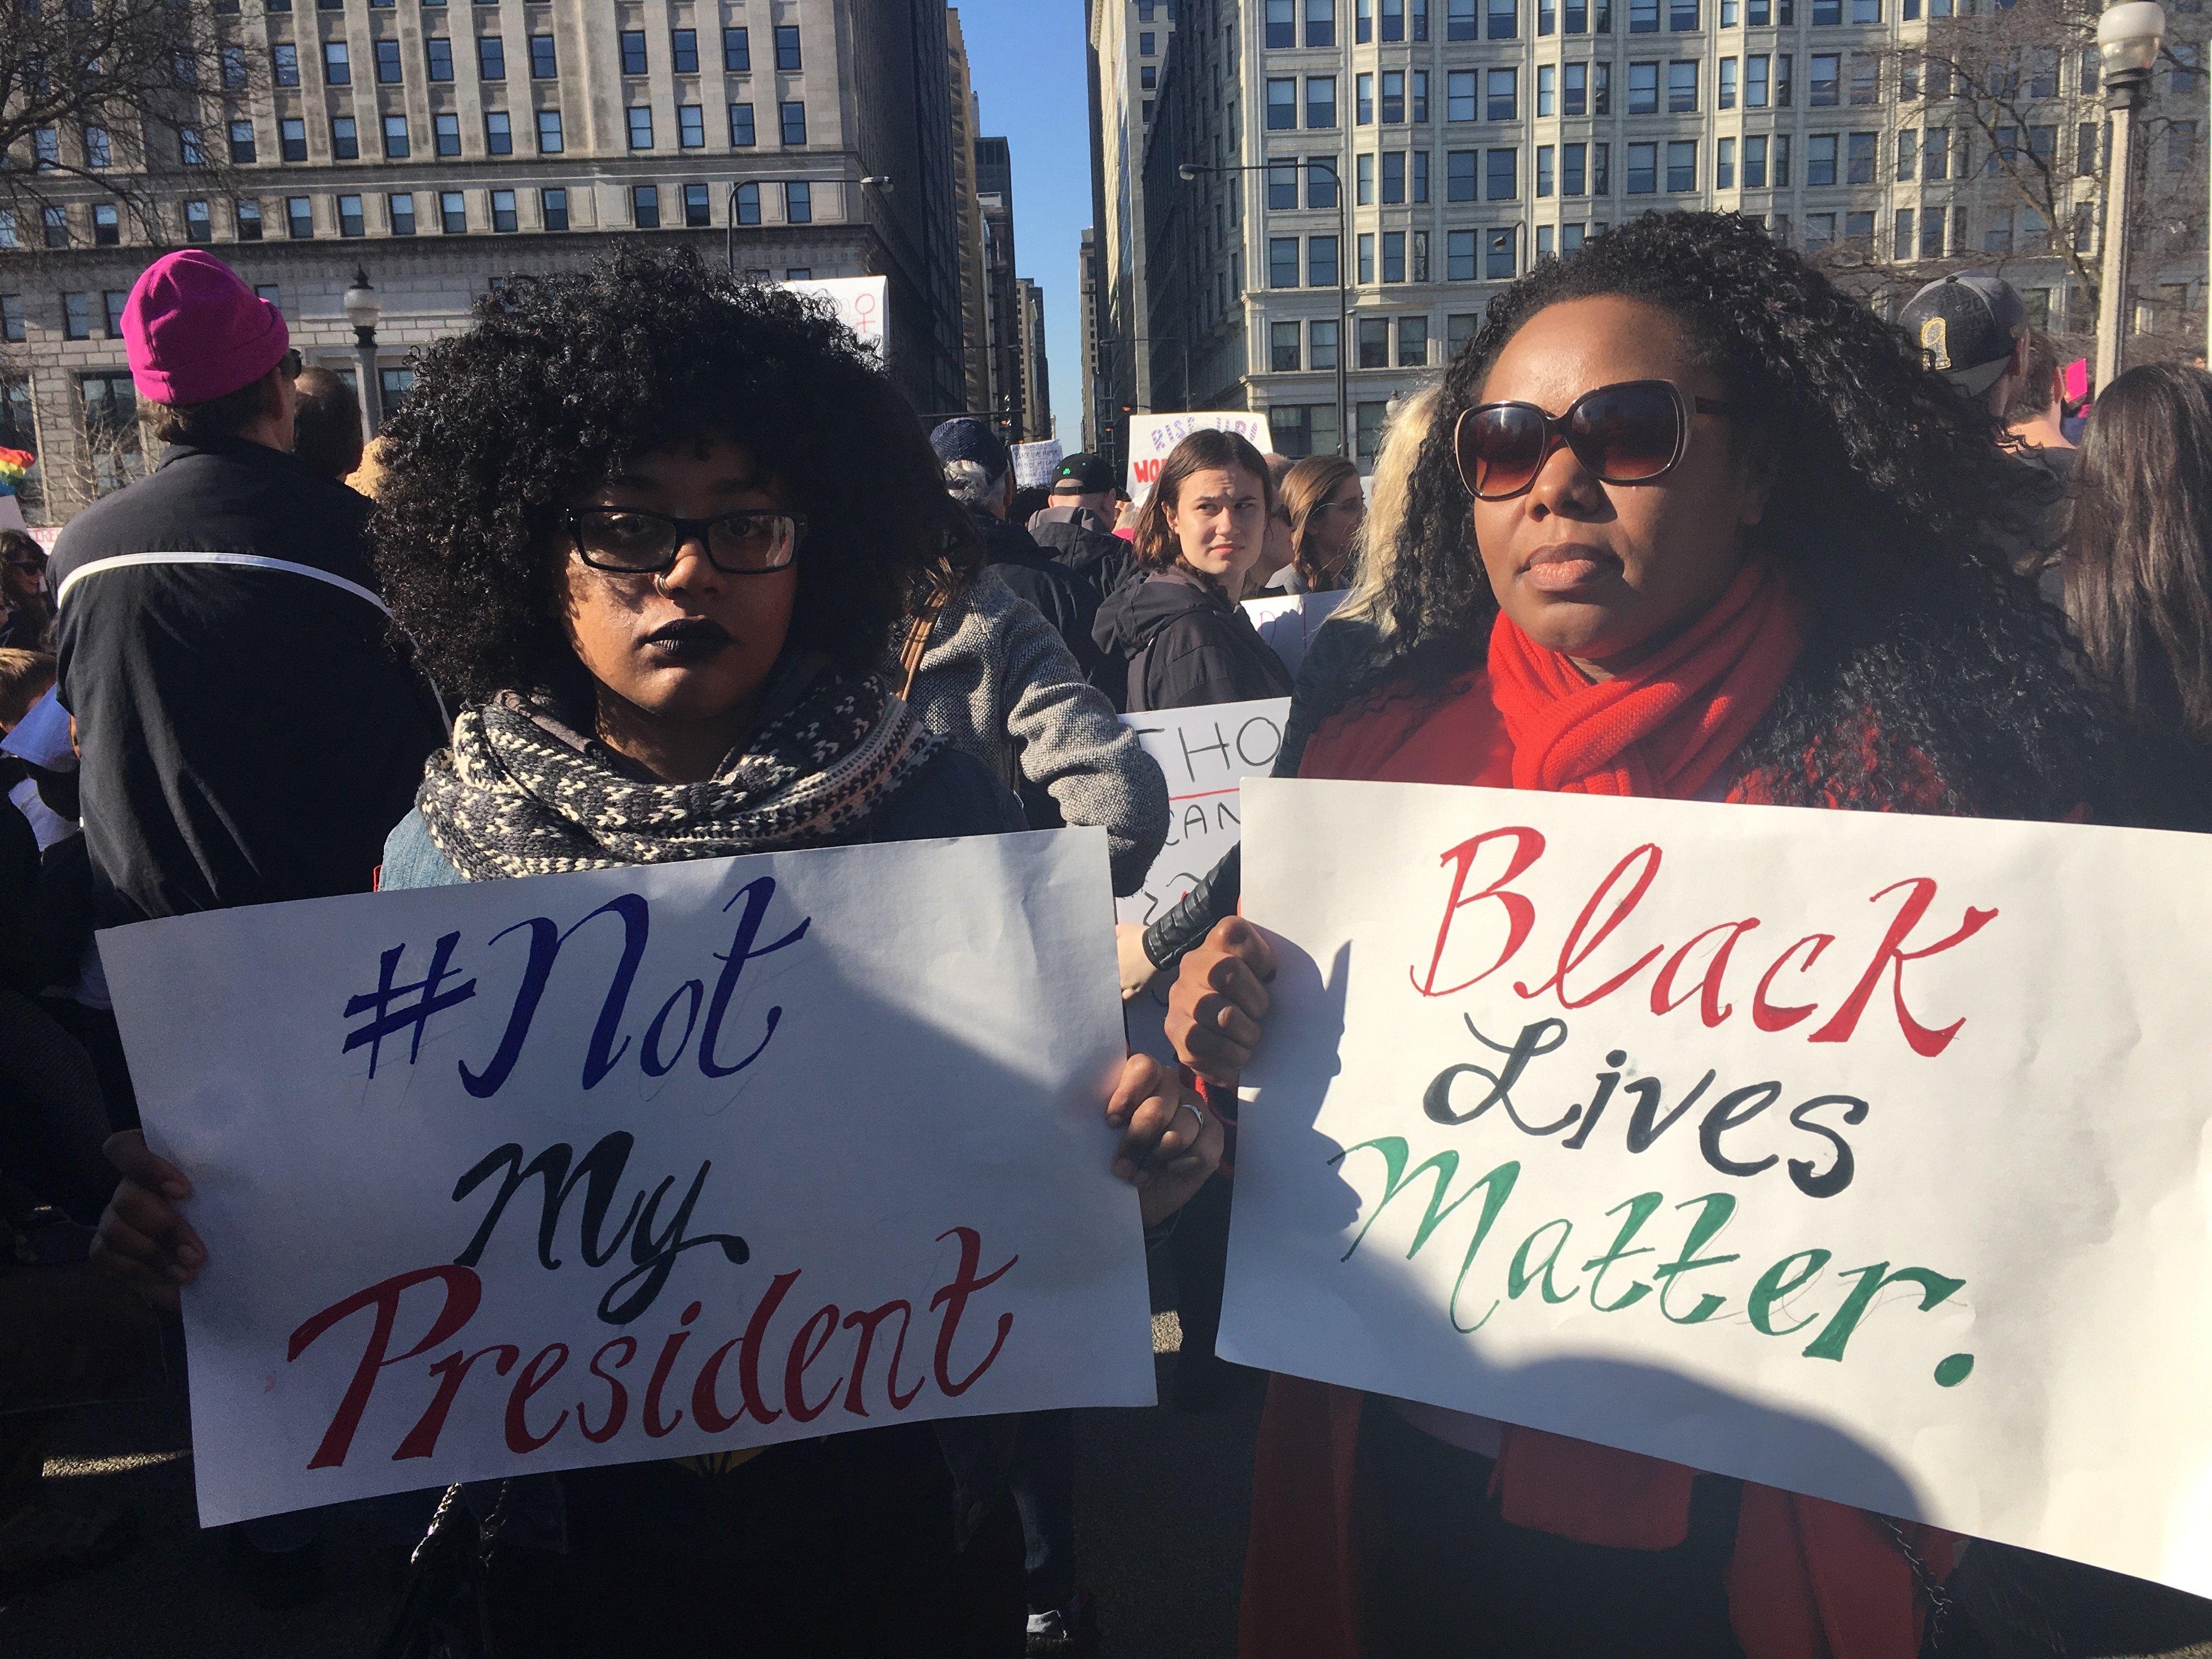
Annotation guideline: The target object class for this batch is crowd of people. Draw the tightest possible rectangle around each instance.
[0,215,2208,1655]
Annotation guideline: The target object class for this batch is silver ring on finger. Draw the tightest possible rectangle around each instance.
[1177,1098,1206,1135]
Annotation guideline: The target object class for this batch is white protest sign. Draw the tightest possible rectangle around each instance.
[1115,699,1288,1063]
[1013,441,1065,490]
[1124,411,1272,503]
[1241,590,1350,682]
[782,275,888,359]
[1228,778,2212,1595]
[102,830,1154,1526]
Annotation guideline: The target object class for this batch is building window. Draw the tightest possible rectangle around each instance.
[1383,70,1406,121]
[1398,315,1427,365]
[1308,234,1340,285]
[1632,0,1659,27]
[1357,317,1390,366]
[441,190,466,234]
[228,119,257,164]
[328,115,358,160]
[0,296,21,343]
[680,183,708,227]
[725,27,751,70]
[1671,0,1699,22]
[435,113,460,157]
[1268,162,1299,210]
[1378,232,1403,283]
[1268,78,1298,129]
[338,193,364,236]
[427,36,454,81]
[1490,0,1518,35]
[1271,320,1301,371]
[620,30,649,75]
[1448,70,1476,120]
[1627,140,1657,192]
[491,188,517,232]
[529,34,556,78]
[1537,143,1555,195]
[61,292,90,340]
[1488,67,1517,117]
[381,369,413,416]
[1716,135,1736,187]
[781,101,808,145]
[1562,141,1587,193]
[1270,236,1301,287]
[787,180,812,223]
[672,28,699,73]
[235,200,262,240]
[730,104,756,146]
[485,111,512,155]
[1774,133,1791,184]
[540,187,568,231]
[384,115,410,158]
[286,196,314,238]
[1308,75,1338,127]
[1920,207,1945,259]
[630,184,662,228]
[1309,159,1340,206]
[1487,147,1516,198]
[1810,52,1838,105]
[1310,0,1339,44]
[1846,129,1876,183]
[1382,151,1406,202]
[1666,138,1697,189]
[1268,0,1295,45]
[325,41,351,83]
[1538,63,1556,114]
[1894,206,1915,260]
[1447,149,1477,200]
[1668,60,1697,110]
[1743,134,1768,187]
[80,370,143,489]
[184,199,212,242]
[275,42,300,86]
[679,104,705,148]
[628,107,654,149]
[735,182,762,224]
[1805,211,1836,251]
[479,35,505,79]
[1357,72,1374,124]
[775,26,803,71]
[1746,54,1768,105]
[180,126,206,166]
[1849,54,1877,103]
[390,191,416,234]
[376,38,403,83]
[1719,58,1736,108]
[1357,153,1375,204]
[1807,132,1836,184]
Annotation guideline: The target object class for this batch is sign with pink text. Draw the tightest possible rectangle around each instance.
[101,830,1153,1526]
[1124,411,1272,503]
[1226,778,2212,1594]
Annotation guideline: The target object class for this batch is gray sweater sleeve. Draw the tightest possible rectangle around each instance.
[992,597,1170,896]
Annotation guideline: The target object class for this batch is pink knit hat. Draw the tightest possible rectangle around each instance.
[122,251,290,405]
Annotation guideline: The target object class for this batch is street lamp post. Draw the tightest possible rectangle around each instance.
[341,268,383,439]
[1181,159,1352,463]
[2095,1,2165,393]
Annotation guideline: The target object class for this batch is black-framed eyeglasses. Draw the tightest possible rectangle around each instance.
[1454,380,1737,503]
[563,508,806,575]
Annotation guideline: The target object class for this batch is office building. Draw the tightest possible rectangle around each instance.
[948,8,995,417]
[1016,274,1053,440]
[1087,0,1178,470]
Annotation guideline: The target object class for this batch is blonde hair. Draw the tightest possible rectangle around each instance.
[0,648,56,729]
[1334,381,1444,634]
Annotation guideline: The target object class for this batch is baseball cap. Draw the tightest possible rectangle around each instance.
[1898,273,2027,398]
[122,250,290,405]
[1049,452,1116,493]
[929,417,1011,479]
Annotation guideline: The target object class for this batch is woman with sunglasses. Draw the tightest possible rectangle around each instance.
[0,532,51,651]
[93,249,1221,1653]
[1164,214,2117,1659]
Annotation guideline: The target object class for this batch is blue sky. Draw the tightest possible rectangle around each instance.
[957,1,1092,445]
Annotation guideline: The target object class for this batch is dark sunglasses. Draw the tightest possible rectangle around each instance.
[564,507,806,576]
[1454,380,1737,502]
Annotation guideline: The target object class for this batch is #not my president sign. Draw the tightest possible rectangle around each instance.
[101,830,1154,1526]
[1226,779,2212,1594]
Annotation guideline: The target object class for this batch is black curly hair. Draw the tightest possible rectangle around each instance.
[1356,210,2121,821]
[370,246,969,706]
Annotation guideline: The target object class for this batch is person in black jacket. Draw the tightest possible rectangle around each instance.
[49,251,442,935]
[1091,428,1293,713]
[1028,450,1139,606]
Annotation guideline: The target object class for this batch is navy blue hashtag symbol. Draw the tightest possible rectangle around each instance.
[342,931,479,1077]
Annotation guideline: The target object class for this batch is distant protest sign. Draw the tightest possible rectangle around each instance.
[103,831,1154,1525]
[1116,698,1288,1063]
[1241,590,1350,681]
[1124,411,1272,503]
[782,275,888,359]
[1013,441,1064,490]
[1227,779,2212,1595]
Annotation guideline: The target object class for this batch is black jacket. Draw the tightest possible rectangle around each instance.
[50,438,444,927]
[1028,506,1140,605]
[968,510,1118,704]
[1092,567,1294,713]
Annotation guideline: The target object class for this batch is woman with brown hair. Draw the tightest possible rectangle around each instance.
[1273,455,1365,595]
[1090,428,1294,712]
[2062,360,2212,828]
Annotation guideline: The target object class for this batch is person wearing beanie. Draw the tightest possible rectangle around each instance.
[1028,450,1139,623]
[47,250,443,1099]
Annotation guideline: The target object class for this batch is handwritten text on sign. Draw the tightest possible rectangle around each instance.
[1226,779,2212,1596]
[100,831,1153,1525]
[1124,411,1271,502]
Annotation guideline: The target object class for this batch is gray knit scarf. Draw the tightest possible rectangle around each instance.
[416,664,940,881]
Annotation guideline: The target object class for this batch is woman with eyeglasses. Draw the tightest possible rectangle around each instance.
[1271,456,1365,595]
[1163,214,2118,1659]
[92,249,1220,1654]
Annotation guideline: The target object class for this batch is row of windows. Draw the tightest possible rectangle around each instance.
[1264,0,2033,43]
[1259,226,1522,286]
[236,25,799,91]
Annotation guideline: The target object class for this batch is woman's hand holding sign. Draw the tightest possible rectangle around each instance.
[89,1130,201,1313]
[1107,1053,1224,1227]
[1167,917,1278,1086]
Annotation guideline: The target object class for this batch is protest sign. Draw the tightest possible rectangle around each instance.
[1115,698,1289,1063]
[103,830,1155,1526]
[1226,778,2212,1594]
[782,275,888,359]
[1013,441,1065,490]
[1240,590,1350,681]
[1124,411,1272,502]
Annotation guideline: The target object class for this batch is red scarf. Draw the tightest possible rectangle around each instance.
[1487,561,1803,800]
